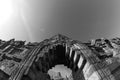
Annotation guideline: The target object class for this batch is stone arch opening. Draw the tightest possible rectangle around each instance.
[21,43,86,80]
[48,45,69,68]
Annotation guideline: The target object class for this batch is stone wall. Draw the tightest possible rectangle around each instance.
[0,34,119,80]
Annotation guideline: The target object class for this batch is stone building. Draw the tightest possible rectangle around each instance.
[0,34,120,80]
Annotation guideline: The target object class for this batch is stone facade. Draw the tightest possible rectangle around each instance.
[0,34,119,80]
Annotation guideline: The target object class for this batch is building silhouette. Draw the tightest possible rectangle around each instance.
[0,34,119,80]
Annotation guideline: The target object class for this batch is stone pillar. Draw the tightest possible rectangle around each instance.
[73,53,80,72]
[69,50,75,69]
[65,44,70,57]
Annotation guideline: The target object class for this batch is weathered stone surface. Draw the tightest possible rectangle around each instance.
[0,34,119,80]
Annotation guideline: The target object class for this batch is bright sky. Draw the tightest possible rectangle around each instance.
[1,0,120,42]
[48,65,72,79]
[0,0,33,42]
[0,0,13,25]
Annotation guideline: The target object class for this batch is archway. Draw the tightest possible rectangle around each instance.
[21,43,86,80]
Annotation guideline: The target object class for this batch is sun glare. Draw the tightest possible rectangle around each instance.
[0,0,13,25]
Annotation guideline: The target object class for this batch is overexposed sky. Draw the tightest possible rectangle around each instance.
[0,0,120,42]
[48,65,72,78]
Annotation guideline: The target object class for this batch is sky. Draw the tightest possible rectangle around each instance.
[48,65,72,79]
[0,0,120,42]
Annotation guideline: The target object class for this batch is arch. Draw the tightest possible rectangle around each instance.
[21,42,87,80]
